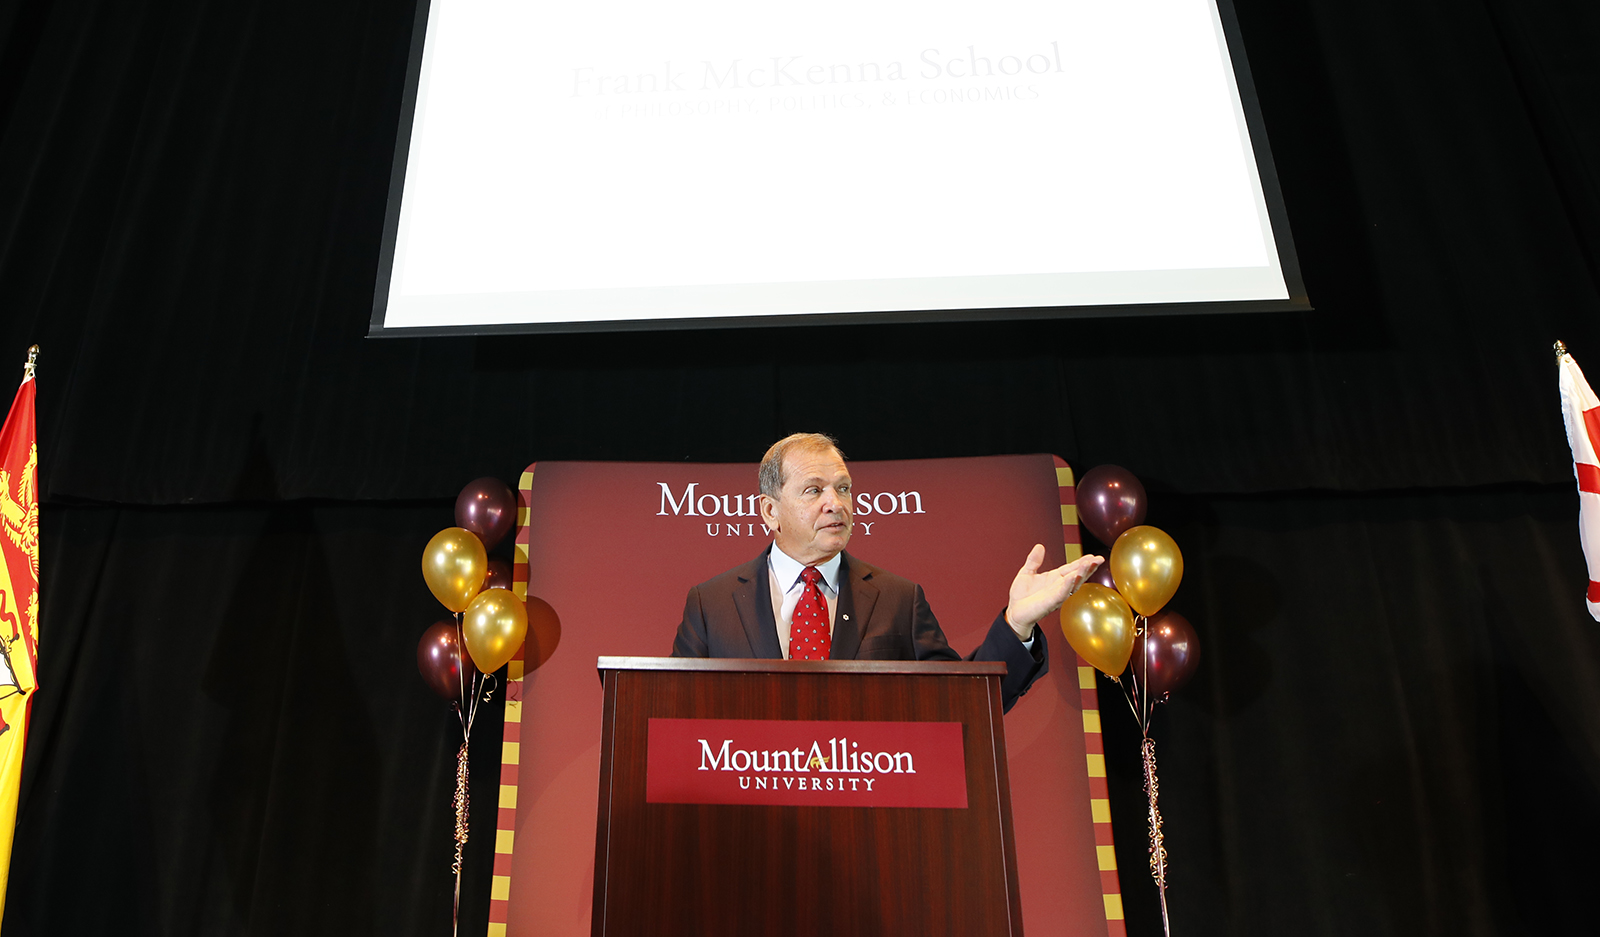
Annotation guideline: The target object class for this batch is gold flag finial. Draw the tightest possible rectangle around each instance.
[1555,340,1569,360]
[21,345,37,382]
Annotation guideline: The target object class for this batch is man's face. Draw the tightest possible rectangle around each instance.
[761,447,853,565]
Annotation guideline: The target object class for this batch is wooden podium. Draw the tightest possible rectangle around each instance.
[592,657,1025,936]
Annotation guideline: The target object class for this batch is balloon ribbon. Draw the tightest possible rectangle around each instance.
[1115,615,1174,937]
[1142,737,1172,937]
[448,616,497,937]
[451,739,471,933]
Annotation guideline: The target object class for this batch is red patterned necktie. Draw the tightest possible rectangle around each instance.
[788,566,831,660]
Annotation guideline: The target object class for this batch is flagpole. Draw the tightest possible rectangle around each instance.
[22,346,37,383]
[1556,340,1568,359]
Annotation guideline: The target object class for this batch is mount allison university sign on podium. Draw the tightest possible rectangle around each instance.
[645,715,969,809]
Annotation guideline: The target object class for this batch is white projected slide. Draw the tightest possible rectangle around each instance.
[375,0,1297,331]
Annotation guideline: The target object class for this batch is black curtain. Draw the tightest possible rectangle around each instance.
[1,0,1599,933]
[11,500,507,937]
[8,487,1597,936]
[0,0,1597,503]
[1103,485,1600,937]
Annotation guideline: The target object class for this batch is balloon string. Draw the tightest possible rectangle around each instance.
[464,668,497,739]
[1142,737,1172,937]
[1115,615,1154,734]
[1137,614,1152,735]
[452,738,471,936]
[454,613,468,735]
[1115,674,1142,727]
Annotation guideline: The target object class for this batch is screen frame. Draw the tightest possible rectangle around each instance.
[367,0,1310,338]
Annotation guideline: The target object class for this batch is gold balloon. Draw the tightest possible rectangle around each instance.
[1060,583,1136,677]
[422,527,488,612]
[463,588,529,674]
[1110,525,1184,616]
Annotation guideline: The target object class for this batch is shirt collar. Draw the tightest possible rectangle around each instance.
[768,543,843,594]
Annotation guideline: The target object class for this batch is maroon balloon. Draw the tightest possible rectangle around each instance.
[1076,464,1148,545]
[417,621,477,703]
[1132,610,1200,700]
[455,477,516,551]
[483,558,513,591]
[1087,558,1118,591]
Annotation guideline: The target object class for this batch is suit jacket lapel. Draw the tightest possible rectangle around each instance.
[734,548,783,659]
[830,552,876,661]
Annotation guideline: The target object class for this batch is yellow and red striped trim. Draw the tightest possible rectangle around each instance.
[1054,456,1126,936]
[1079,662,1126,934]
[486,464,537,937]
[1054,456,1083,564]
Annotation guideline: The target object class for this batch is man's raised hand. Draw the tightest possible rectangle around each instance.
[1005,544,1106,638]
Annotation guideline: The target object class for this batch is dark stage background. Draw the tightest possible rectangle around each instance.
[2,0,1599,934]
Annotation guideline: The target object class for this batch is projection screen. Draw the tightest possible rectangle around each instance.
[369,0,1308,336]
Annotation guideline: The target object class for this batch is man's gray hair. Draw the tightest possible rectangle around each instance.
[759,433,845,498]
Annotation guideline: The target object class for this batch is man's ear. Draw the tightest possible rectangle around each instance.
[759,495,779,529]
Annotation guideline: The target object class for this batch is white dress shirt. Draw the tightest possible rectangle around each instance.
[768,546,842,659]
[766,545,1037,658]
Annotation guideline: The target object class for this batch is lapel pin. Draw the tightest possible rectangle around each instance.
[842,614,850,621]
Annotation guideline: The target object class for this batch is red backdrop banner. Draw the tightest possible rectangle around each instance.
[496,455,1121,936]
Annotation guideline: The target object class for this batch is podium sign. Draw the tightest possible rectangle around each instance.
[593,657,1024,937]
[645,717,969,808]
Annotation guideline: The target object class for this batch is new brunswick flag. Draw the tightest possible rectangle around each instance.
[0,349,38,924]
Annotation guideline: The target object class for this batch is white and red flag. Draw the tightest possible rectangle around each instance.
[1557,342,1600,620]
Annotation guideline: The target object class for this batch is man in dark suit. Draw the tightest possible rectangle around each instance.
[671,433,1104,711]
